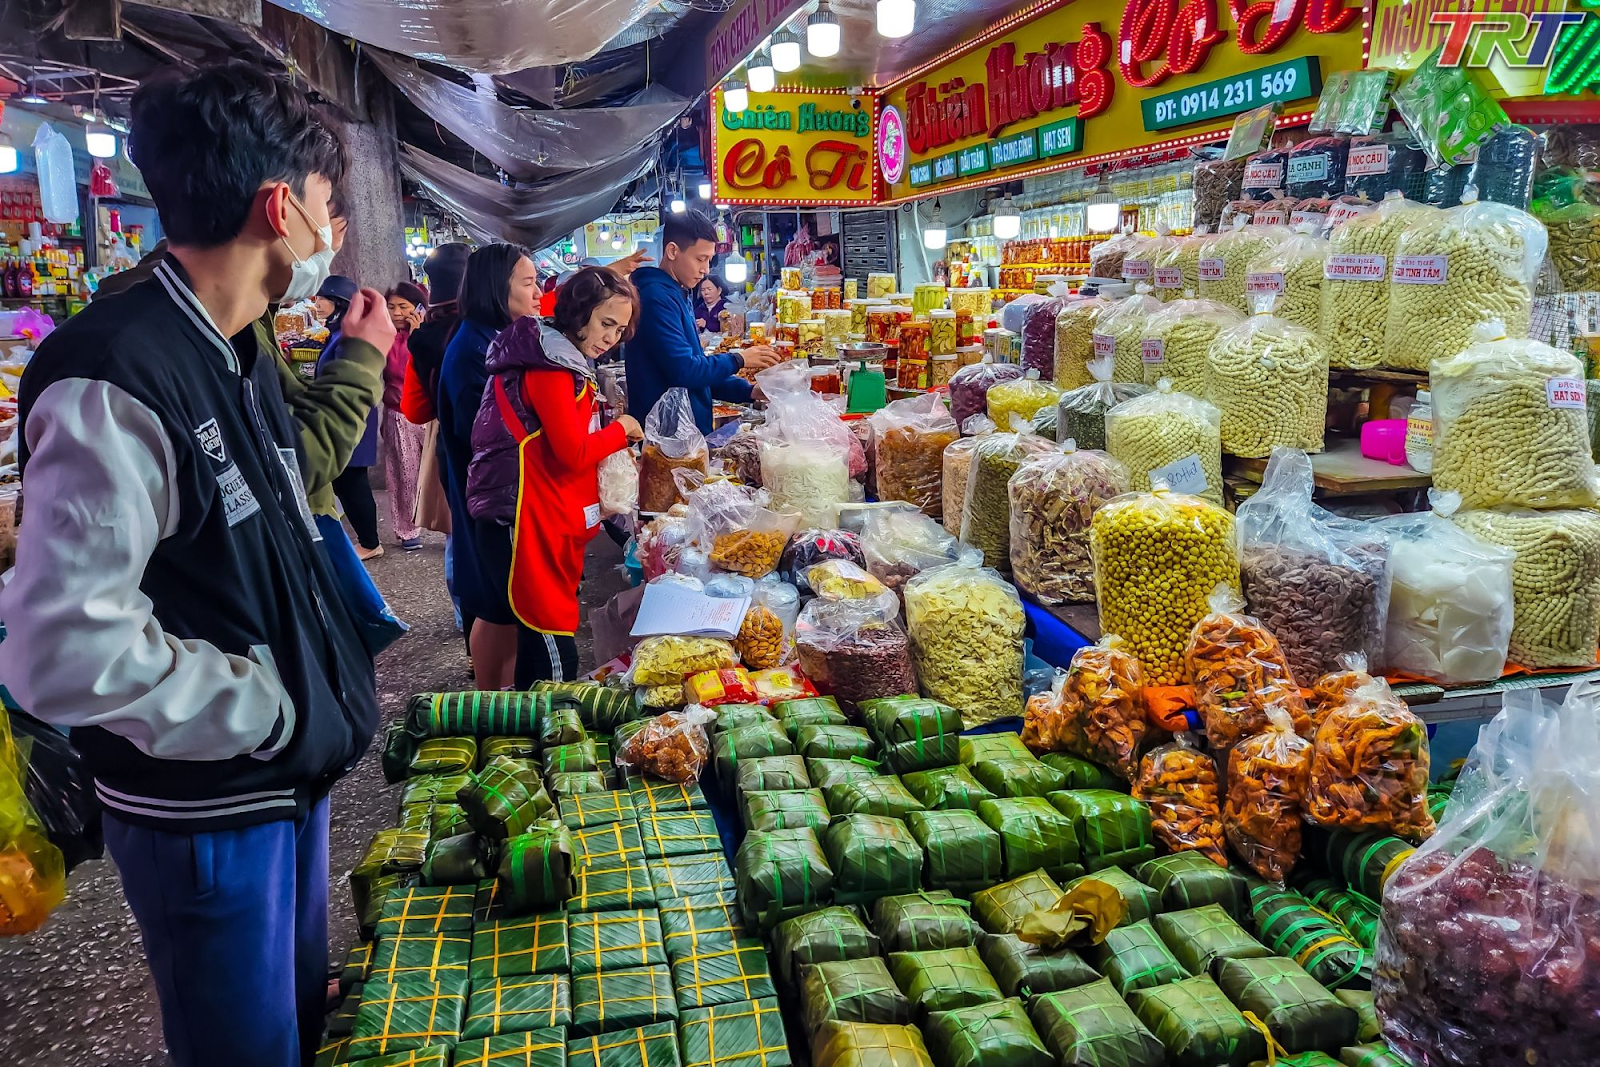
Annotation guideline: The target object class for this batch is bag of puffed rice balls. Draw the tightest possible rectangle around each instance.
[1319,191,1432,371]
[1205,296,1330,458]
[1139,296,1242,394]
[1106,379,1224,505]
[1244,222,1328,333]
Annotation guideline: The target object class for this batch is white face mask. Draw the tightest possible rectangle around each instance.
[279,192,336,303]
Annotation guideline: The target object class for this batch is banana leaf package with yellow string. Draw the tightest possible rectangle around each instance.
[733,827,835,931]
[1048,789,1156,870]
[568,908,666,974]
[1152,903,1273,976]
[862,696,964,774]
[560,790,638,830]
[470,912,569,979]
[908,809,1005,894]
[743,788,831,832]
[452,1027,567,1067]
[357,873,421,940]
[1126,973,1265,1067]
[1134,851,1249,917]
[333,1042,450,1066]
[824,813,923,904]
[370,929,473,985]
[496,824,574,914]
[648,850,734,902]
[670,937,777,1008]
[971,870,1063,935]
[628,776,709,815]
[901,765,995,810]
[773,904,880,985]
[1065,868,1159,928]
[410,737,479,776]
[566,1021,681,1067]
[347,977,469,1059]
[801,957,914,1032]
[924,996,1055,1067]
[978,796,1083,881]
[480,736,538,767]
[569,964,678,1036]
[660,891,747,963]
[824,775,926,819]
[457,758,555,841]
[871,890,975,952]
[637,809,720,858]
[886,945,1004,1014]
[812,1021,934,1067]
[680,996,792,1067]
[1249,880,1372,989]
[376,884,475,937]
[461,973,572,1039]
[400,803,433,834]
[1338,1042,1415,1067]
[570,818,644,871]
[531,680,643,734]
[1027,977,1166,1067]
[1213,956,1360,1054]
[1088,919,1189,995]
[568,859,657,912]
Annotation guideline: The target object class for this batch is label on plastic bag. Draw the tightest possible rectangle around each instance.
[1325,254,1386,280]
[1122,259,1152,280]
[1254,208,1289,225]
[1199,257,1226,280]
[1243,161,1282,188]
[1092,332,1116,358]
[1153,267,1183,288]
[1142,339,1166,364]
[1287,153,1329,183]
[1246,271,1286,295]
[1150,453,1208,496]
[1326,202,1374,227]
[1289,209,1328,228]
[1347,144,1390,175]
[1548,377,1587,409]
[1392,255,1448,284]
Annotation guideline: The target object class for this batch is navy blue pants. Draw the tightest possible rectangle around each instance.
[104,796,330,1067]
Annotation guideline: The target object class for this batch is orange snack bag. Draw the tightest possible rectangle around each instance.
[1224,703,1312,881]
[1184,588,1310,753]
[1133,736,1228,867]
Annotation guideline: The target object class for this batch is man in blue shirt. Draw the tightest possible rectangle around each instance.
[624,209,778,433]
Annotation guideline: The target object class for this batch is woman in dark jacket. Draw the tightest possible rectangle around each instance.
[437,243,540,691]
[468,269,643,686]
[314,275,384,560]
[692,275,727,332]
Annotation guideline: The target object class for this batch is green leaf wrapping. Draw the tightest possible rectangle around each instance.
[548,771,610,798]
[457,759,554,841]
[824,814,924,905]
[670,938,777,1009]
[774,905,882,984]
[733,828,835,931]
[743,789,831,832]
[561,790,639,830]
[370,931,473,985]
[1133,852,1248,918]
[679,996,793,1067]
[1027,978,1166,1067]
[1317,830,1414,901]
[1336,989,1381,1043]
[479,737,539,767]
[543,739,602,776]
[348,977,469,1059]
[977,797,1083,881]
[1297,878,1381,950]
[530,680,642,735]
[1125,974,1265,1067]
[1249,881,1372,989]
[1152,904,1274,975]
[1212,956,1360,1054]
[901,766,996,811]
[461,973,573,1039]
[823,776,926,819]
[714,721,795,783]
[376,885,477,937]
[971,870,1063,935]
[565,1021,682,1067]
[452,1026,567,1066]
[470,913,569,979]
[628,778,710,815]
[978,932,1100,998]
[886,946,1005,1014]
[569,964,679,1037]
[1338,1042,1415,1067]
[774,696,845,720]
[496,825,575,914]
[571,819,645,871]
[1047,789,1156,870]
[407,692,540,738]
[806,758,880,790]
[908,809,1004,894]
[800,957,914,1033]
[736,756,811,794]
[870,891,976,953]
[924,997,1054,1067]
[648,852,736,904]
[411,737,479,776]
[795,724,878,762]
[343,1042,452,1065]
[568,908,666,975]
[1064,868,1160,928]
[960,734,1033,765]
[812,1021,933,1067]
[1088,920,1189,996]
[639,810,722,859]
[1039,753,1124,790]
[971,758,1070,799]
[661,892,749,964]
[780,705,851,738]
[537,694,588,748]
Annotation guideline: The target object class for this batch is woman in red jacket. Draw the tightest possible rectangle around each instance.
[474,267,643,686]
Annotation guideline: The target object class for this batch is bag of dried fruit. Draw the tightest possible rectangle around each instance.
[685,478,800,579]
[1183,586,1312,754]
[1008,441,1128,606]
[616,705,717,783]
[870,391,960,519]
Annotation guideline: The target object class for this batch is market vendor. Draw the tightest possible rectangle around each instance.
[622,209,779,433]
[692,274,727,332]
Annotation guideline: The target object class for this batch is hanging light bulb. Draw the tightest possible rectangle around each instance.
[1086,171,1120,234]
[598,222,612,242]
[876,0,916,38]
[771,25,803,72]
[723,252,749,285]
[612,236,624,249]
[748,46,777,93]
[698,180,712,199]
[723,68,750,114]
[0,133,16,176]
[669,188,687,214]
[807,1,841,58]
[992,194,1021,240]
[84,123,118,159]
[923,200,947,250]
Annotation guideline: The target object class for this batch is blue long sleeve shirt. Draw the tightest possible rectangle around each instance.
[622,266,751,434]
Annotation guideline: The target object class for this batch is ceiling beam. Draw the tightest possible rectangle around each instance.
[123,0,260,27]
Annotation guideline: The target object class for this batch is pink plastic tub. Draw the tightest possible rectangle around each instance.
[1360,419,1408,465]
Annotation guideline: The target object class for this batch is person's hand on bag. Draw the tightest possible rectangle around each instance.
[740,344,781,373]
[344,288,398,352]
[616,414,645,442]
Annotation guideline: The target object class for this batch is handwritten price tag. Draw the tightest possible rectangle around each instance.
[1254,209,1289,225]
[1326,202,1373,227]
[1391,255,1449,284]
[1548,377,1587,409]
[1093,333,1116,359]
[1142,339,1166,364]
[1150,453,1208,496]
[1325,254,1386,281]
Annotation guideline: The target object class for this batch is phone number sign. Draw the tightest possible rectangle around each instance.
[1140,57,1322,132]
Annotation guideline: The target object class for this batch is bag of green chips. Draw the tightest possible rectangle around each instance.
[479,737,539,768]
[538,693,588,748]
[1088,919,1189,995]
[801,957,914,1032]
[825,814,923,905]
[972,870,1064,935]
[775,905,882,985]
[679,997,791,1067]
[1212,956,1360,1054]
[1028,978,1166,1067]
[1152,905,1273,975]
[872,891,975,952]
[713,721,794,783]
[458,758,555,841]
[887,946,1004,1014]
[1126,974,1265,1067]
[807,758,879,790]
[737,755,811,794]
[978,932,1100,998]
[812,1021,934,1067]
[1040,753,1124,790]
[907,809,1004,894]
[1048,790,1156,870]
[422,833,490,886]
[733,827,835,930]
[543,739,601,776]
[865,697,964,774]
[824,776,926,819]
[971,758,1070,799]
[1064,868,1159,928]
[961,734,1033,764]
[411,737,479,775]
[796,724,877,762]
[743,789,831,832]
[1133,852,1248,918]
[1250,881,1372,989]
[977,796,1083,880]
[497,825,574,914]
[924,996,1054,1067]
[902,765,995,811]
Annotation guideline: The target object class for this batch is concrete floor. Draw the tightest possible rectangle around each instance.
[0,492,627,1065]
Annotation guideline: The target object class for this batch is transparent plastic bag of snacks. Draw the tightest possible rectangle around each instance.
[987,369,1062,429]
[1132,733,1228,866]
[1375,490,1514,684]
[1244,223,1328,332]
[1429,320,1600,510]
[1151,231,1209,303]
[1089,231,1135,280]
[1008,440,1128,606]
[1383,186,1548,372]
[737,580,802,670]
[1343,134,1421,202]
[1061,635,1148,780]
[1194,156,1248,231]
[794,596,918,711]
[960,425,1056,572]
[639,508,690,581]
[949,358,1024,432]
[1206,295,1329,458]
[1535,199,1600,293]
[1375,679,1600,1067]
[905,560,1026,726]
[1092,287,1163,384]
[1183,585,1312,753]
[942,427,990,538]
[1252,192,1299,227]
[0,711,66,934]
[1056,353,1147,453]
[1054,295,1109,391]
[1306,676,1432,839]
[1224,703,1311,881]
[1090,488,1240,686]
[1237,448,1392,684]
[598,448,639,517]
[780,528,865,594]
[871,391,960,519]
[686,479,800,578]
[617,705,716,783]
[862,508,979,603]
[641,388,709,512]
[1139,297,1242,394]
[717,425,766,487]
[1105,379,1224,505]
[1121,233,1168,286]
[1022,281,1072,379]
[806,560,899,618]
[1198,222,1285,313]
[1286,136,1351,199]
[1320,192,1433,371]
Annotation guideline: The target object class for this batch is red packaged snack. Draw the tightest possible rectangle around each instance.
[684,667,759,707]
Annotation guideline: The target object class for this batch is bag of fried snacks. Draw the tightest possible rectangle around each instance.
[617,705,717,784]
[686,478,800,579]
[1309,654,1375,727]
[1184,586,1311,754]
[1224,703,1312,881]
[1132,735,1228,867]
[1306,677,1434,840]
[1022,671,1080,756]
[1063,636,1147,781]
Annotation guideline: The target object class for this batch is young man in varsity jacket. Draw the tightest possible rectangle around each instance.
[0,64,395,1065]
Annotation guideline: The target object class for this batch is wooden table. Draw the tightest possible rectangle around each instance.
[1229,437,1431,496]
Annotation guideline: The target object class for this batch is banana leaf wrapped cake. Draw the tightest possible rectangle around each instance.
[887,945,1004,1014]
[978,796,1083,881]
[569,964,678,1037]
[978,932,1100,998]
[1125,974,1264,1067]
[1152,904,1272,974]
[1048,789,1156,870]
[824,776,926,819]
[800,957,913,1032]
[1249,881,1371,989]
[497,825,575,915]
[648,852,735,903]
[452,1027,567,1067]
[924,997,1054,1067]
[742,789,830,832]
[824,814,923,904]
[568,907,666,974]
[1133,852,1248,917]
[661,892,748,963]
[812,1021,933,1067]
[566,1021,681,1067]
[908,809,1004,894]
[1028,978,1165,1067]
[679,997,792,1067]
[972,871,1064,935]
[871,891,975,952]
[775,906,881,985]
[458,759,555,841]
[461,973,573,1039]
[1213,956,1359,1054]
[348,978,470,1059]
[1065,868,1159,928]
[901,765,995,811]
[1088,919,1188,995]
[733,828,834,931]
[470,913,569,979]
[568,858,657,912]
[670,939,776,1009]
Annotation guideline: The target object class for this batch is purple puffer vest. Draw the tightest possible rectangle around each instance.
[466,318,548,523]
